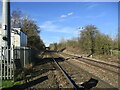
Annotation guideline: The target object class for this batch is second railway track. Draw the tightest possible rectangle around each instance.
[61,52,120,75]
[50,52,119,89]
[58,54,120,88]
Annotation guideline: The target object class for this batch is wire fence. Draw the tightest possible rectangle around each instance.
[14,47,31,68]
[0,47,14,80]
[0,46,32,81]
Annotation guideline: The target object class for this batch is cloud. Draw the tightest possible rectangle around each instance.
[87,4,98,9]
[60,14,67,18]
[68,12,74,16]
[40,20,76,34]
[60,12,74,18]
[86,12,106,19]
[40,20,78,46]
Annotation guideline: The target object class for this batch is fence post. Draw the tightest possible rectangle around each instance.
[9,48,11,79]
[0,48,2,89]
[7,47,9,79]
[24,47,25,67]
[30,48,31,64]
[13,47,16,81]
[3,48,6,79]
[12,47,15,80]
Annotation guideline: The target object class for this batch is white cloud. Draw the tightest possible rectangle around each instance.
[60,15,67,18]
[40,20,78,46]
[87,4,98,9]
[60,12,74,18]
[40,20,76,34]
[68,12,74,16]
[86,12,106,19]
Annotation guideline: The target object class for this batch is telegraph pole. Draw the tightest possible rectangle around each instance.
[2,0,11,48]
[2,0,11,80]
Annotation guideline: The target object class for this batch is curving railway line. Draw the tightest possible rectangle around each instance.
[50,51,119,89]
[59,52,120,75]
[58,52,119,89]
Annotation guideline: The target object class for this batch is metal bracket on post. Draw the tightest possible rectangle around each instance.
[2,25,7,30]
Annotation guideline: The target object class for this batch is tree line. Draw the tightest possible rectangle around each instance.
[50,25,118,55]
[0,9,45,51]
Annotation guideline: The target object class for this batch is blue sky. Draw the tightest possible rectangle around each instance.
[0,2,118,46]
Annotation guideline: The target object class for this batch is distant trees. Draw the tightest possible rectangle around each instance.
[0,9,45,50]
[51,25,118,56]
[95,34,112,55]
[79,25,114,55]
[11,9,23,28]
[112,35,118,50]
[11,9,45,50]
[80,25,99,54]
[49,43,58,51]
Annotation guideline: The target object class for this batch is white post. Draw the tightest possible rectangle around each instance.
[0,48,2,89]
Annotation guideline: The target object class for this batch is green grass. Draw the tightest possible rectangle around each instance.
[112,50,120,55]
[2,80,22,89]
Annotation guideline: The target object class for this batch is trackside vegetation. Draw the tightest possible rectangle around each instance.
[0,9,45,89]
[50,25,118,56]
[11,9,45,51]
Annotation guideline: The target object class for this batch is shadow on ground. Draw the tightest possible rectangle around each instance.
[2,51,67,90]
[2,76,48,90]
[33,51,65,65]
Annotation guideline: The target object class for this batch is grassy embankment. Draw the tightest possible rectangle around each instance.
[2,80,23,89]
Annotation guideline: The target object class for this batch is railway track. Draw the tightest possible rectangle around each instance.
[60,52,120,75]
[58,52,119,89]
[50,53,78,89]
[50,52,119,89]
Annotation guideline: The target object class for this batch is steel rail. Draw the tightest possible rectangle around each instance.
[82,57,120,69]
[77,58,120,75]
[65,60,118,89]
[51,54,78,90]
[62,52,120,69]
[59,53,119,89]
[60,52,120,75]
